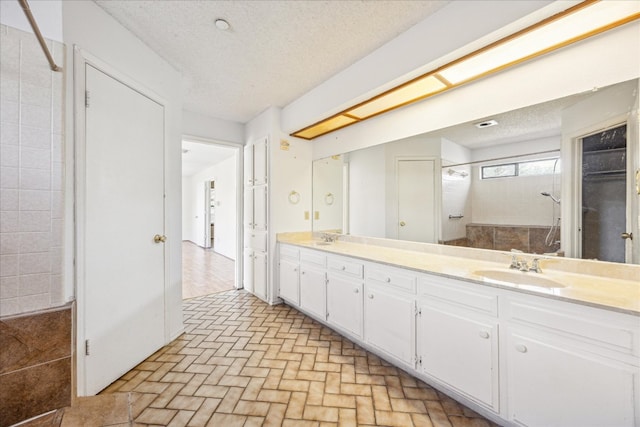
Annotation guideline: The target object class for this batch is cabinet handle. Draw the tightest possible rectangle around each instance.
[478,331,490,339]
[368,294,374,299]
[515,344,528,353]
[341,266,346,271]
[354,288,359,293]
[385,277,391,283]
[293,268,297,272]
[301,271,306,275]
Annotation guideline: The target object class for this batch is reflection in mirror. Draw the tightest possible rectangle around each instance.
[312,155,345,233]
[312,78,639,264]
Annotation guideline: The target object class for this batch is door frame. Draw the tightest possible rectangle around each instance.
[73,47,170,396]
[181,135,244,290]
[393,156,441,242]
[564,113,635,262]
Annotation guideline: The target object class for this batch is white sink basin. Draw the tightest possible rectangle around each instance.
[473,269,566,289]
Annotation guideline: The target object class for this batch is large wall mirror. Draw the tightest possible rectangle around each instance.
[312,78,639,264]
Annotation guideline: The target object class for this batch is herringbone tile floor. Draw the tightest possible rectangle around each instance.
[95,290,499,427]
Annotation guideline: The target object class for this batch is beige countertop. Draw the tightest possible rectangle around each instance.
[278,234,640,316]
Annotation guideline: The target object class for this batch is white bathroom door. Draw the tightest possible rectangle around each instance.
[397,159,436,243]
[82,64,166,395]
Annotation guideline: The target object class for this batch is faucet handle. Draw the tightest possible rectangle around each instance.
[529,258,542,273]
[509,255,520,269]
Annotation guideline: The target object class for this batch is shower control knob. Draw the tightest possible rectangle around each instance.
[621,232,633,240]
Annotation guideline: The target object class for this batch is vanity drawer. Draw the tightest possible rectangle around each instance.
[367,264,416,293]
[280,245,299,261]
[300,249,326,267]
[504,295,638,357]
[328,256,363,278]
[419,274,498,316]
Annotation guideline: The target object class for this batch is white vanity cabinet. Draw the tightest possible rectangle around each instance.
[278,246,299,305]
[417,275,500,412]
[504,295,639,427]
[364,263,417,367]
[326,256,364,339]
[275,242,640,427]
[299,250,327,320]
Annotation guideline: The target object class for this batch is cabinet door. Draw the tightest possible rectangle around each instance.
[253,138,268,185]
[244,187,254,229]
[418,304,498,410]
[507,329,637,427]
[327,274,363,339]
[244,144,254,186]
[253,185,267,231]
[243,249,254,293]
[300,266,326,320]
[253,251,267,299]
[279,258,299,305]
[364,285,415,365]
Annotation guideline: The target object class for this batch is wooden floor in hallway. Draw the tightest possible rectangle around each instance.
[182,241,235,299]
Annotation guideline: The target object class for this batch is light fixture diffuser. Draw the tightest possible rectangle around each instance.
[291,0,640,140]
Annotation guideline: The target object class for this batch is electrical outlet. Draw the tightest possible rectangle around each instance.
[314,211,320,220]
[304,211,310,220]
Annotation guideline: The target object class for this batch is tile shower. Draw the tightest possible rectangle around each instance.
[0,24,70,426]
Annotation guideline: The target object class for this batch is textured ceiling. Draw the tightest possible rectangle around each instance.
[429,92,594,149]
[94,0,448,123]
[182,140,235,177]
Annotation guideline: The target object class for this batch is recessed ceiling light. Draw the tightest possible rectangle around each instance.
[214,18,230,31]
[475,119,498,129]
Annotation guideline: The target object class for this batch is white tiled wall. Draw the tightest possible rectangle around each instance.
[0,25,64,316]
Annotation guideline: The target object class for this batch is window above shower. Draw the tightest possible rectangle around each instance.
[481,158,561,180]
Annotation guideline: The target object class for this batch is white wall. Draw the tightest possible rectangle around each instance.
[470,136,561,227]
[312,156,344,232]
[62,0,184,363]
[347,145,386,237]
[183,109,244,145]
[183,155,237,260]
[181,176,194,240]
[0,0,63,42]
[441,139,472,241]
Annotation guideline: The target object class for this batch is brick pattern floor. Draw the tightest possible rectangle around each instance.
[182,241,235,299]
[95,290,499,427]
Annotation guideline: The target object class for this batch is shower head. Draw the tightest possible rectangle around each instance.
[541,191,561,204]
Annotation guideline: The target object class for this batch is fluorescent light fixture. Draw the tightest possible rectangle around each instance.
[291,1,640,140]
[347,75,447,119]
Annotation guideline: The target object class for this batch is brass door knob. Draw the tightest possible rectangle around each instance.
[621,232,633,240]
[154,234,167,243]
[400,221,406,227]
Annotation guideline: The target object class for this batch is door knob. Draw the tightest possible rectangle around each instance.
[400,221,406,227]
[621,232,633,240]
[153,234,167,243]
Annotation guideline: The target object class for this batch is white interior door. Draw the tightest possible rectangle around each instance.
[397,159,435,242]
[83,64,165,395]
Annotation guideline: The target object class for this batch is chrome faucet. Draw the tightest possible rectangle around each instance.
[529,258,542,273]
[321,233,336,243]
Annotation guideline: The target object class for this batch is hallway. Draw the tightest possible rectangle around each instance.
[182,241,235,299]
